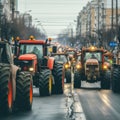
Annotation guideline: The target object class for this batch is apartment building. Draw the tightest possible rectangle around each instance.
[76,0,120,38]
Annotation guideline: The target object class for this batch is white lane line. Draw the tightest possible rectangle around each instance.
[73,91,86,120]
[71,72,86,120]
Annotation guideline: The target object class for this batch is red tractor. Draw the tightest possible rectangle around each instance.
[14,37,64,96]
[0,40,33,114]
[74,46,111,89]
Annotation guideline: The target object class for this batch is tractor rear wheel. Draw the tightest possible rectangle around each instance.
[52,62,64,94]
[39,69,52,96]
[74,71,81,88]
[111,68,120,93]
[0,64,12,114]
[16,71,33,111]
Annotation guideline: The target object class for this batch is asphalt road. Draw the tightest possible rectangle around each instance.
[1,81,120,120]
[75,81,120,120]
[0,86,69,120]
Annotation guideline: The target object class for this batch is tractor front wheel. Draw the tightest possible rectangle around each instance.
[65,69,71,83]
[16,71,33,111]
[101,71,111,89]
[111,68,120,93]
[74,71,81,88]
[39,69,52,96]
[52,63,64,94]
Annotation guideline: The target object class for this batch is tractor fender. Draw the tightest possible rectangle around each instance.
[47,57,55,70]
[11,64,19,101]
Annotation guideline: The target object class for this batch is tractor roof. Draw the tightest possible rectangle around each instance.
[19,39,45,44]
[104,51,113,57]
[82,46,104,52]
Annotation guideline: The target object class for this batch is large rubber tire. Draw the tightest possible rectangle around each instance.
[74,71,81,88]
[39,69,52,96]
[101,71,111,89]
[0,64,13,114]
[52,62,64,94]
[16,71,33,111]
[111,68,120,93]
[65,69,71,83]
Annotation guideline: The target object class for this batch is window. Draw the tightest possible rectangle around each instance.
[84,52,102,62]
[20,44,43,59]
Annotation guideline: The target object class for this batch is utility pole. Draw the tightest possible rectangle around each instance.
[11,0,15,42]
[89,4,91,43]
[111,0,114,33]
[97,0,100,47]
[102,2,105,47]
[11,0,15,22]
[116,0,118,35]
[0,2,3,40]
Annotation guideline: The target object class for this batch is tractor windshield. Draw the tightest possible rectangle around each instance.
[84,52,102,62]
[19,44,43,59]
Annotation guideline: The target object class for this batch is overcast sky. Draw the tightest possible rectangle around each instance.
[18,0,91,37]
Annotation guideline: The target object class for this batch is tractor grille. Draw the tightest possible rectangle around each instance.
[19,60,32,71]
[86,65,99,72]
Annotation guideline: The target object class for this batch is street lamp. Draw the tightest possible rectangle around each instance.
[32,20,47,39]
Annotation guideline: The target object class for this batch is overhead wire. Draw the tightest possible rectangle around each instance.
[19,0,92,36]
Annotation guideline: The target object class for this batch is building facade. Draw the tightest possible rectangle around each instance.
[76,0,120,40]
[0,0,18,40]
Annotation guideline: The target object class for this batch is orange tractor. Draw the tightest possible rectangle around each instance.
[14,37,64,96]
[0,40,33,114]
[51,46,77,83]
[74,46,112,89]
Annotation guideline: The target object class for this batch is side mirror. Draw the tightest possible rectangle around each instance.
[52,46,57,53]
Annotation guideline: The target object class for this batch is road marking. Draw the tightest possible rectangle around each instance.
[71,72,86,120]
[73,91,86,120]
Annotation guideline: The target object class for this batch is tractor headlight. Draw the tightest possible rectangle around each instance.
[64,63,70,69]
[29,67,34,72]
[76,64,81,69]
[103,65,108,70]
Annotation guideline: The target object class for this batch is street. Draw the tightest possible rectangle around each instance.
[0,83,76,120]
[74,81,120,120]
[0,86,67,120]
[0,0,120,120]
[0,80,120,120]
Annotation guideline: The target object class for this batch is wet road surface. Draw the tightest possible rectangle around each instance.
[0,86,68,120]
[75,81,120,120]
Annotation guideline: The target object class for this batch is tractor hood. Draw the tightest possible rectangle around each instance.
[86,59,99,65]
[18,54,37,61]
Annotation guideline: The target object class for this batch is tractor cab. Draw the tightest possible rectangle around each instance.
[74,46,111,89]
[17,39,46,72]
